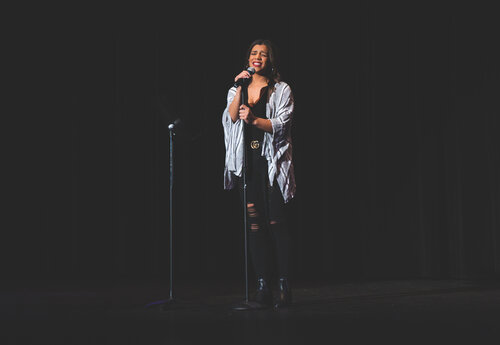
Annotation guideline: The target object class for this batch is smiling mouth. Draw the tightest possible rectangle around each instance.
[252,61,262,67]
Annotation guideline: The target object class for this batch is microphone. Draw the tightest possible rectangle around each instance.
[168,118,181,131]
[233,67,255,88]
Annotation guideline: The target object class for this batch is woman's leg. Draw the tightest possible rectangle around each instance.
[238,160,273,306]
[269,220,291,280]
[267,182,293,307]
[246,202,272,282]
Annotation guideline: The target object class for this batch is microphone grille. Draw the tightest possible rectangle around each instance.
[247,67,256,75]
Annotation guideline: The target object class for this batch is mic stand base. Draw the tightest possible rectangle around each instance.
[144,297,182,311]
[232,300,269,311]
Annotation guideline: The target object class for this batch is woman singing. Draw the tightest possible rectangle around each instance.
[222,39,296,309]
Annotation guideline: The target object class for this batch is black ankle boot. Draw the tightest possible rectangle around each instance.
[254,278,273,306]
[274,277,292,308]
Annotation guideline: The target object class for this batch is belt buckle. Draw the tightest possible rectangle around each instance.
[250,140,260,149]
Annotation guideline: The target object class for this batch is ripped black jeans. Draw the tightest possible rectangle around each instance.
[237,147,291,282]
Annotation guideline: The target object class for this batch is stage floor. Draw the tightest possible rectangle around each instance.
[3,278,500,344]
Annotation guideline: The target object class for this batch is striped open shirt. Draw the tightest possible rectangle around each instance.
[222,81,296,203]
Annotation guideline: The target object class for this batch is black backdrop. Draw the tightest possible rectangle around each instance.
[9,1,499,282]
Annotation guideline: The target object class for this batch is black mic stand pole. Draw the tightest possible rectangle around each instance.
[233,82,265,311]
[145,122,178,311]
[167,123,175,303]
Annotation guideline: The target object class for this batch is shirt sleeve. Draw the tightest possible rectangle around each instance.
[264,83,295,198]
[269,83,294,148]
[222,87,244,189]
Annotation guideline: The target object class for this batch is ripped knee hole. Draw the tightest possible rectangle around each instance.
[246,203,258,218]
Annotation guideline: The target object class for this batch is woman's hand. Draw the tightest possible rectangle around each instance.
[238,104,256,124]
[234,70,252,86]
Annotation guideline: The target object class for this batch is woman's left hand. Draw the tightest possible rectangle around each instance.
[238,105,256,125]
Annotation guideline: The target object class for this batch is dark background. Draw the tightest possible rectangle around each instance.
[8,1,499,283]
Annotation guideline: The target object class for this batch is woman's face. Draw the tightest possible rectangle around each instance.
[248,44,269,74]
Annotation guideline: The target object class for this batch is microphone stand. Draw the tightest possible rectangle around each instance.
[232,82,266,311]
[145,122,178,311]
